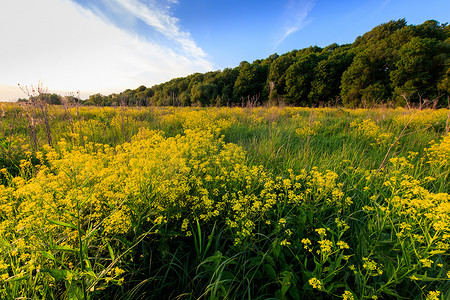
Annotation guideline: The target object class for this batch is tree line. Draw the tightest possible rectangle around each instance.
[25,19,450,108]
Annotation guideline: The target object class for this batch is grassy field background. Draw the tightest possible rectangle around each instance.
[0,103,449,299]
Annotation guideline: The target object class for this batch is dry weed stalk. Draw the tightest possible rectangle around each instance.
[18,82,53,148]
[371,97,420,185]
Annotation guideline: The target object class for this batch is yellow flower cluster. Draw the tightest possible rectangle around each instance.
[393,109,449,131]
[295,120,321,138]
[362,257,383,276]
[1,104,448,299]
[350,119,392,146]
[308,277,321,290]
[363,153,450,285]
[425,291,441,300]
[158,108,236,133]
[425,134,450,167]
[1,107,353,294]
[342,290,354,300]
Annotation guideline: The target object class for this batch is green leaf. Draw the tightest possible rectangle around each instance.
[40,251,56,261]
[84,258,93,271]
[280,271,293,297]
[53,245,78,252]
[288,285,300,300]
[204,222,216,258]
[67,282,84,300]
[248,256,262,267]
[385,260,394,279]
[6,274,30,282]
[45,218,77,230]
[85,270,97,279]
[107,241,115,261]
[381,287,401,298]
[221,271,235,281]
[41,268,69,281]
[272,239,281,259]
[263,263,277,280]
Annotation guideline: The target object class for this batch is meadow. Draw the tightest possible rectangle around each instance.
[0,102,449,299]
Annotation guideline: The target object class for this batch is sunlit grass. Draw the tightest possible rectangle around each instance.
[0,103,449,299]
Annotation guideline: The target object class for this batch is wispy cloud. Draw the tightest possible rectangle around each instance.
[276,0,316,47]
[112,0,207,58]
[0,0,213,100]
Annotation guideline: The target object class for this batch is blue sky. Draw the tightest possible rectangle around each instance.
[1,0,449,101]
[174,0,449,67]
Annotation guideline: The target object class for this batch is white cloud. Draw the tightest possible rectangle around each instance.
[0,0,214,100]
[113,0,207,58]
[276,0,315,47]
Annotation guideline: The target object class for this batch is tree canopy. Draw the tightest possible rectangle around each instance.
[73,19,449,108]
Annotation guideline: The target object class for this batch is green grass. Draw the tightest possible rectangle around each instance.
[0,103,449,299]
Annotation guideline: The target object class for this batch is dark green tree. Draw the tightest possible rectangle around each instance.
[86,93,106,106]
[47,93,62,105]
[188,73,205,92]
[354,19,407,47]
[136,85,146,93]
[438,67,450,99]
[341,40,395,107]
[190,83,219,106]
[268,55,294,101]
[390,37,444,104]
[134,86,154,106]
[413,20,448,40]
[285,53,323,105]
[215,68,239,105]
[309,52,354,104]
[233,61,268,104]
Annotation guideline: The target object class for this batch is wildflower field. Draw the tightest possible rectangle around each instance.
[0,103,449,299]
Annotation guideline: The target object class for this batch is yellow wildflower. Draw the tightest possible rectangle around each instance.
[420,258,433,268]
[308,277,321,290]
[342,290,354,300]
[280,239,291,246]
[426,291,440,300]
[409,275,419,281]
[114,267,125,276]
[301,238,312,248]
[318,239,333,254]
[315,228,326,237]
[337,240,350,249]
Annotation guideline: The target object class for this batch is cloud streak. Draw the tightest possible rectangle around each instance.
[276,0,316,47]
[113,0,207,58]
[0,0,213,100]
